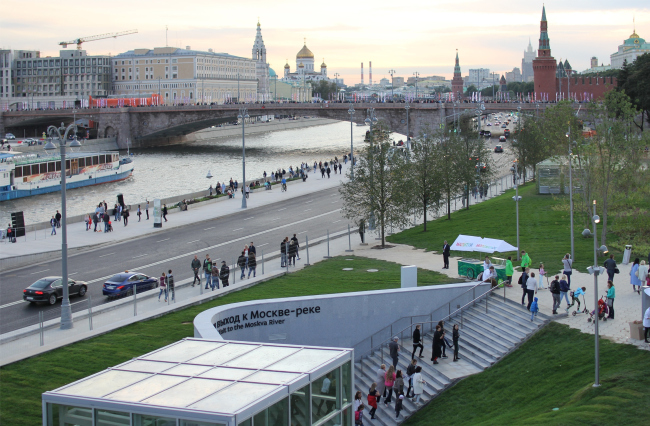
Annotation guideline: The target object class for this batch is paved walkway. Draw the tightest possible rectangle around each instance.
[353,243,650,350]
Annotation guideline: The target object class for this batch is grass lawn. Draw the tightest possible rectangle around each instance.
[406,322,650,426]
[387,183,639,271]
[0,256,459,426]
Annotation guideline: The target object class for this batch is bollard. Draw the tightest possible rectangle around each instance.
[200,279,203,295]
[324,230,332,258]
[88,295,93,331]
[133,284,137,316]
[346,225,353,252]
[261,249,265,275]
[39,311,44,346]
[305,235,311,266]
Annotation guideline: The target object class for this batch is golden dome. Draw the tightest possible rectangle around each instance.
[284,63,290,69]
[298,62,304,68]
[321,58,327,68]
[630,30,640,39]
[296,42,314,59]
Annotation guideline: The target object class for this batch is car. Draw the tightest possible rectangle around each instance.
[4,133,15,140]
[501,124,507,128]
[494,144,504,153]
[23,277,88,305]
[487,123,492,126]
[479,130,485,136]
[504,129,511,137]
[23,138,38,146]
[476,162,488,172]
[484,130,492,138]
[499,136,507,142]
[102,271,158,297]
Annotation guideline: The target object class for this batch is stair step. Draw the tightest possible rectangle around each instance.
[475,301,541,330]
[462,310,529,340]
[421,334,495,369]
[443,319,518,349]
[372,348,449,390]
[496,297,553,321]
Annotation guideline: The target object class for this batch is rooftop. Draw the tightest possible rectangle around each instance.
[114,47,248,61]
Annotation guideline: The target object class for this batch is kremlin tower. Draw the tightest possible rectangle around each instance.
[451,50,464,99]
[532,5,557,101]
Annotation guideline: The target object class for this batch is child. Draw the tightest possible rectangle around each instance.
[530,296,539,321]
[367,383,378,419]
[568,286,587,312]
[395,393,404,419]
[538,263,546,289]
[354,403,365,425]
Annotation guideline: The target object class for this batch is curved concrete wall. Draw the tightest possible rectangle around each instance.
[194,283,490,359]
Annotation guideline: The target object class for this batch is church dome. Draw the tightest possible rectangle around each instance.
[296,43,314,59]
[284,61,290,69]
[298,62,304,68]
[321,59,327,68]
[269,68,277,77]
[630,30,640,39]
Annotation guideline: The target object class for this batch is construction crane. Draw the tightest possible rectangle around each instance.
[59,29,138,50]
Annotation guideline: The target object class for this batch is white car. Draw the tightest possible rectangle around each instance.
[4,133,15,140]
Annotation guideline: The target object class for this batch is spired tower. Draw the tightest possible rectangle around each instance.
[532,5,557,101]
[451,49,464,99]
[252,20,270,100]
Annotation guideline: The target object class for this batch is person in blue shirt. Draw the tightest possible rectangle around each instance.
[281,176,287,191]
[569,286,587,311]
[530,297,539,321]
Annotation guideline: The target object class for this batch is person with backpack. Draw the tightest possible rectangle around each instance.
[550,275,561,314]
[367,383,378,419]
[519,268,529,306]
[122,208,129,226]
[220,261,230,287]
[559,275,571,310]
[530,296,539,321]
[211,261,220,290]
[203,255,213,289]
[247,252,257,278]
[354,403,365,425]
[166,270,175,302]
[238,251,247,279]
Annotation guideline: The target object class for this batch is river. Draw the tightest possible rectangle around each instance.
[1,121,379,225]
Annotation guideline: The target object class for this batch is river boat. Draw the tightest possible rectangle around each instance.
[0,151,134,201]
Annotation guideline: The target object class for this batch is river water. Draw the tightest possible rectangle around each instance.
[1,121,377,225]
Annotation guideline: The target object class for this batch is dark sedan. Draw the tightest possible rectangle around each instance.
[23,277,88,305]
[102,272,158,298]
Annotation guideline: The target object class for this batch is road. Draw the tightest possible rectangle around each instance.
[0,186,349,334]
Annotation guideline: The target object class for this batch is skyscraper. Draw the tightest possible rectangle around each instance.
[521,39,536,82]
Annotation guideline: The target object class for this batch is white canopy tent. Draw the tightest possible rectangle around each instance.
[451,234,517,254]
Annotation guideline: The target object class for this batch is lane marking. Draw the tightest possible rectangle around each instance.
[298,231,307,234]
[277,208,287,211]
[305,200,314,204]
[233,228,243,232]
[258,243,269,247]
[133,254,148,259]
[331,201,338,204]
[30,269,49,275]
[0,300,24,309]
[333,220,342,223]
[304,209,312,212]
[270,218,279,221]
[187,240,201,244]
[99,252,115,258]
[157,238,170,242]
[244,217,255,221]
[69,272,79,276]
[204,226,216,230]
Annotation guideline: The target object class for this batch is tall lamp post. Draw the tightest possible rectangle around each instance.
[585,200,608,387]
[44,118,81,330]
[238,107,249,208]
[365,108,378,230]
[566,129,575,261]
[404,104,410,150]
[388,69,396,100]
[348,105,355,180]
[413,72,420,100]
[511,160,522,261]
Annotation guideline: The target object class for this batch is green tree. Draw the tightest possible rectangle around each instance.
[437,129,465,219]
[312,80,339,101]
[617,53,650,131]
[404,129,442,231]
[456,114,495,209]
[339,122,411,246]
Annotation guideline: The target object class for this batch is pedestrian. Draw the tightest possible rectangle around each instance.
[394,370,404,397]
[113,204,118,221]
[326,166,331,178]
[520,268,529,306]
[412,366,425,404]
[50,215,57,235]
[166,270,175,302]
[354,404,365,426]
[505,256,514,287]
[220,261,230,287]
[606,281,615,319]
[103,212,110,232]
[438,320,452,358]
[367,383,378,419]
[550,275,561,314]
[638,260,649,288]
[118,204,123,221]
[145,200,150,220]
[162,204,168,222]
[137,205,142,222]
[338,163,342,174]
[383,365,396,405]
[644,306,650,344]
[431,324,443,364]
[568,286,587,311]
[353,391,363,412]
[358,219,365,244]
[526,272,538,310]
[559,274,571,309]
[562,253,573,286]
[158,272,167,302]
[291,234,301,260]
[405,358,417,397]
[389,336,400,369]
[209,185,213,196]
[247,252,257,278]
[55,210,61,228]
[249,241,256,256]
[288,240,298,266]
[395,393,404,419]
[321,167,325,178]
[375,364,386,404]
[245,185,250,199]
[530,296,539,321]
[211,261,220,290]
[238,251,247,279]
[604,254,617,283]
[191,255,201,286]
[520,250,531,270]
[6,224,15,243]
[93,212,99,232]
[442,240,450,269]
[538,263,546,289]
[452,324,460,361]
[411,324,423,359]
[630,258,642,294]
[122,208,129,226]
[203,255,213,289]
[84,214,90,231]
[280,237,288,267]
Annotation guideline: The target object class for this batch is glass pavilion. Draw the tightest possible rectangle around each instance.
[42,339,354,426]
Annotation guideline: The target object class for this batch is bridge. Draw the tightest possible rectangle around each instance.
[0,103,582,149]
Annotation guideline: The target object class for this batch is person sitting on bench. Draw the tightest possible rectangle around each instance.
[482,266,498,288]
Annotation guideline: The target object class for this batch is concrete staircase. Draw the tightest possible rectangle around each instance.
[354,294,553,425]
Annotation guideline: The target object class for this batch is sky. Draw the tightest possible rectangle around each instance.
[1,0,648,85]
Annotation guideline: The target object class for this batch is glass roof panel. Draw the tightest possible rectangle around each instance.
[58,370,151,398]
[140,340,224,363]
[266,349,342,373]
[190,382,281,413]
[189,343,258,366]
[199,367,257,381]
[115,360,176,373]
[105,374,187,402]
[243,370,302,384]
[223,346,300,369]
[163,364,212,377]
[141,378,232,408]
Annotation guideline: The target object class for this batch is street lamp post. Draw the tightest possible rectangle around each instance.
[334,73,340,91]
[405,104,410,150]
[238,107,249,208]
[413,72,420,100]
[44,117,82,330]
[365,108,378,230]
[566,129,575,261]
[348,105,355,180]
[511,160,522,262]
[388,69,396,100]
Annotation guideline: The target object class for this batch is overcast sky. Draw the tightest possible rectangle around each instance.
[1,0,647,84]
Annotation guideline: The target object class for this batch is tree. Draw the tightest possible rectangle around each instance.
[455,115,495,209]
[339,122,411,246]
[437,129,465,219]
[311,80,339,101]
[466,85,478,95]
[617,53,650,131]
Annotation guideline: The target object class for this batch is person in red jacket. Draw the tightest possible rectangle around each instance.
[367,383,378,419]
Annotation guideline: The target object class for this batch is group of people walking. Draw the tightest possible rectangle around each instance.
[280,234,301,267]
